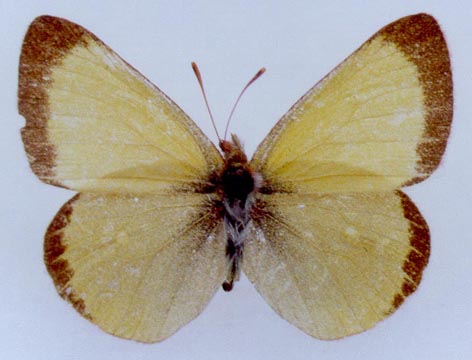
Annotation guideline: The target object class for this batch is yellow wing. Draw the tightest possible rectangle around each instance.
[19,16,222,193]
[245,14,451,339]
[244,191,429,339]
[45,192,226,343]
[18,16,227,342]
[251,14,452,193]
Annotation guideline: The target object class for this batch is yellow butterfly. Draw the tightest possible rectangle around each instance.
[18,14,452,343]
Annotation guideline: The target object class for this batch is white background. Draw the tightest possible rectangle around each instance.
[1,1,471,359]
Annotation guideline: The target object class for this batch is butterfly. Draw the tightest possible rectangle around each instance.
[18,14,452,343]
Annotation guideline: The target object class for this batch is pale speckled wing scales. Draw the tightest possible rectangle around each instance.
[244,191,429,339]
[45,192,226,343]
[245,14,450,340]
[19,16,222,193]
[251,14,452,193]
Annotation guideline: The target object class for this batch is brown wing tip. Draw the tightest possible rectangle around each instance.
[18,15,89,120]
[44,194,91,319]
[389,191,430,312]
[19,16,91,186]
[380,14,453,184]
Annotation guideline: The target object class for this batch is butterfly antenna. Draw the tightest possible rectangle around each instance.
[192,62,221,141]
[224,67,266,141]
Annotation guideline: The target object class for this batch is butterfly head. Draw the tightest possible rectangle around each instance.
[218,134,255,203]
[219,134,247,163]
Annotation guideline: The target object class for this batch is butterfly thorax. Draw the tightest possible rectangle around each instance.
[219,135,259,291]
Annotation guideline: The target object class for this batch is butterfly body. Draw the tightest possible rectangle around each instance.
[18,14,452,343]
[209,135,258,291]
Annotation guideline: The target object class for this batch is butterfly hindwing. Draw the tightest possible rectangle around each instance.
[244,191,429,339]
[251,14,452,193]
[19,16,222,193]
[45,192,226,343]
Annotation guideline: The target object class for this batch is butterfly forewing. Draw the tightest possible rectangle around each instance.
[251,14,452,194]
[19,16,223,193]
